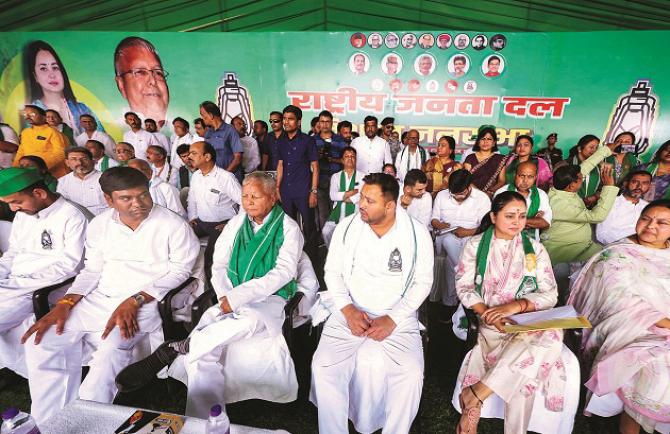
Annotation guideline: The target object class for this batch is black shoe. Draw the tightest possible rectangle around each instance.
[115,341,179,393]
[0,368,22,390]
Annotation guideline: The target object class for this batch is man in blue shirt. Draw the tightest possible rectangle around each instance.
[199,101,244,182]
[276,105,319,246]
[261,111,284,171]
[314,110,347,233]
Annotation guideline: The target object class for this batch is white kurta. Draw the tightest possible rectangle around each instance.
[187,166,242,222]
[168,211,303,418]
[351,135,392,174]
[152,163,178,186]
[394,146,427,182]
[311,208,434,434]
[152,132,171,154]
[149,177,187,219]
[24,205,199,423]
[94,156,119,172]
[75,130,116,158]
[240,135,260,173]
[169,132,196,169]
[322,170,365,247]
[596,194,648,245]
[399,191,432,230]
[56,170,108,216]
[0,197,89,377]
[123,129,159,160]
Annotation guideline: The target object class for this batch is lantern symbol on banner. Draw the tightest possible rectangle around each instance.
[603,80,658,155]
[217,73,253,136]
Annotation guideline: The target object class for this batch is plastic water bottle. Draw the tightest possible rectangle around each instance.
[205,404,230,434]
[0,408,40,434]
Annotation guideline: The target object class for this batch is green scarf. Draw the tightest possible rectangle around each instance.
[401,146,428,174]
[228,205,297,300]
[605,153,637,185]
[505,155,538,185]
[572,154,600,198]
[507,183,540,217]
[474,227,538,299]
[328,171,357,223]
[100,155,110,171]
[646,163,670,199]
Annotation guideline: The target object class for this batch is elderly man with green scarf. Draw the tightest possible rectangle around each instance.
[115,171,304,418]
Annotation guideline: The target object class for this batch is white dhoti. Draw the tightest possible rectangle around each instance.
[0,284,68,377]
[24,291,162,423]
[322,221,336,247]
[436,233,469,298]
[167,295,296,419]
[310,310,424,434]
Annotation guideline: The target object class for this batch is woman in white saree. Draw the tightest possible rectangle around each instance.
[455,191,566,434]
[569,199,670,434]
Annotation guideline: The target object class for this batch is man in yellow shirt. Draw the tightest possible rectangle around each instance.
[13,105,68,177]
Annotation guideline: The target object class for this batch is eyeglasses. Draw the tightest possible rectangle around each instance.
[268,119,281,124]
[119,68,169,81]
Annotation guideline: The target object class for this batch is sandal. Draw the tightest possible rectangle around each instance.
[457,386,484,434]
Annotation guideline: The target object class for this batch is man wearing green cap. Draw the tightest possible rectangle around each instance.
[0,167,89,380]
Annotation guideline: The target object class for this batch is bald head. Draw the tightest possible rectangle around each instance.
[127,158,153,181]
[514,160,538,192]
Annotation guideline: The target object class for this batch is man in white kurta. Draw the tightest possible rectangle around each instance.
[57,147,108,216]
[75,114,116,159]
[232,116,261,174]
[596,169,651,245]
[322,147,364,247]
[351,116,392,174]
[128,159,186,219]
[0,168,89,377]
[169,117,195,170]
[398,169,432,230]
[394,130,428,182]
[493,161,552,241]
[432,169,491,300]
[311,173,434,434]
[85,139,119,172]
[115,172,303,418]
[22,167,199,423]
[123,112,159,160]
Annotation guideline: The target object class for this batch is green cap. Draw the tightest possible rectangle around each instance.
[470,124,496,140]
[0,168,44,196]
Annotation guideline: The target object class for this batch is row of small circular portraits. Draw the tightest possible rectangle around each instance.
[349,52,505,79]
[351,32,507,51]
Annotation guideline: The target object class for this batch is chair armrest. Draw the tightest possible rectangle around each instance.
[282,292,305,353]
[190,287,217,329]
[32,277,76,321]
[159,276,196,341]
[464,308,479,352]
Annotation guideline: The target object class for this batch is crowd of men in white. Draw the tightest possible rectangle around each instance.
[0,100,664,434]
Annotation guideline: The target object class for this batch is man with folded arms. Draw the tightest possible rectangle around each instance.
[0,168,88,383]
[115,172,303,418]
[22,167,199,423]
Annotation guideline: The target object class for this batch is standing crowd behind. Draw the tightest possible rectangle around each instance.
[0,100,669,434]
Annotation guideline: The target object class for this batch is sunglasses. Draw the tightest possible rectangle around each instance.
[269,119,282,124]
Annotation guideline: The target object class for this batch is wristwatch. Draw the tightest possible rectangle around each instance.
[132,292,146,307]
[310,188,318,194]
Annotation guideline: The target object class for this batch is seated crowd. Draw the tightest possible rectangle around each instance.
[0,100,669,434]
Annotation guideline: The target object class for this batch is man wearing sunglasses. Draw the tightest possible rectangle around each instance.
[114,36,170,129]
[380,117,402,162]
[261,111,284,171]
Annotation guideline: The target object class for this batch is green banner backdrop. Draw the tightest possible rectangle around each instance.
[0,30,667,158]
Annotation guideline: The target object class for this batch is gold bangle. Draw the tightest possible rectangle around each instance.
[57,298,75,306]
